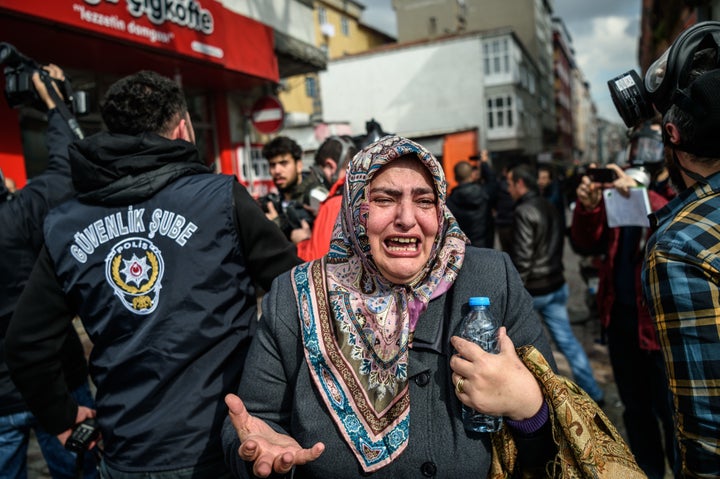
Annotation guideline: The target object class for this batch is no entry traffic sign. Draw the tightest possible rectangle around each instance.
[250,95,285,134]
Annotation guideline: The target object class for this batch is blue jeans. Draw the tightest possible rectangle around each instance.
[0,381,98,479]
[532,283,604,402]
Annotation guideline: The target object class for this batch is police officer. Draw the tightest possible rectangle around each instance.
[5,70,301,478]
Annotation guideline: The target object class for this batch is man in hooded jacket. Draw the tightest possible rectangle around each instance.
[5,70,301,478]
[447,160,497,248]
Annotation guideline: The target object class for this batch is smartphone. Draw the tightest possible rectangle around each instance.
[586,167,617,183]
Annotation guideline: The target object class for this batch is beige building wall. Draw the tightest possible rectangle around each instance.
[279,0,394,122]
[393,0,534,51]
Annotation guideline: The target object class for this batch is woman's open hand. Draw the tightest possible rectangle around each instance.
[450,327,543,421]
[225,394,325,477]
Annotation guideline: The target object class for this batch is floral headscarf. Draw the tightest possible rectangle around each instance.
[292,136,468,472]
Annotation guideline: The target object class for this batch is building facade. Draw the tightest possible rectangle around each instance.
[551,17,574,164]
[571,69,599,165]
[320,29,546,186]
[392,0,557,160]
[0,0,325,192]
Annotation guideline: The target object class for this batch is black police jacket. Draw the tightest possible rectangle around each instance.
[5,131,301,472]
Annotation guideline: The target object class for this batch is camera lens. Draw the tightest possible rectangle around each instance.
[608,70,655,128]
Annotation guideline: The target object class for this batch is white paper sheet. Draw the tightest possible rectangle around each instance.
[603,187,651,228]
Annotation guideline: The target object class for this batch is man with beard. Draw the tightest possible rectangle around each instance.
[641,36,720,475]
[571,121,678,479]
[259,136,321,242]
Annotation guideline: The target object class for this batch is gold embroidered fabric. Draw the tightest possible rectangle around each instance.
[489,345,647,478]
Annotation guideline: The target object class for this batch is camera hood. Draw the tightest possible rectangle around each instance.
[0,42,34,69]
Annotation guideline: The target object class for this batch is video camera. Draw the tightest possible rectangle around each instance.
[0,42,88,115]
[607,21,720,128]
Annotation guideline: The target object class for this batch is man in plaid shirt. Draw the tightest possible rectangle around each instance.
[642,61,720,475]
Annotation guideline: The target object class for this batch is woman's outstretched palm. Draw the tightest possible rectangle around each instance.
[225,394,325,478]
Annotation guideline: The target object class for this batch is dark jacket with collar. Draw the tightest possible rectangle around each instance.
[6,131,301,473]
[510,191,565,296]
[447,182,493,248]
[222,247,556,478]
[0,109,87,416]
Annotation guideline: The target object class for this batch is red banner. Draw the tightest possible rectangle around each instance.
[0,0,278,82]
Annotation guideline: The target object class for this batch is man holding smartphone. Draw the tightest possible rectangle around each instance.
[570,121,678,479]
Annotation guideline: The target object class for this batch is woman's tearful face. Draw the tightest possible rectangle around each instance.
[366,155,439,285]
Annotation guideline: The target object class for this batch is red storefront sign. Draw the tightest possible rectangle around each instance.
[0,0,279,82]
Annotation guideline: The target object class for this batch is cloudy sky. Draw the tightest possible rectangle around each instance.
[359,0,642,123]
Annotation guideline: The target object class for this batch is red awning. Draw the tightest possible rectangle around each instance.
[0,0,278,89]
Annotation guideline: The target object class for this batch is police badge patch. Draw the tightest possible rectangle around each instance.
[105,237,165,314]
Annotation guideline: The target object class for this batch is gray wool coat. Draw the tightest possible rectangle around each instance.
[222,247,556,478]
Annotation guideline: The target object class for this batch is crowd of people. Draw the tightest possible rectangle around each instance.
[2,19,720,479]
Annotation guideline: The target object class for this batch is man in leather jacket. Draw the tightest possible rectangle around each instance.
[507,163,604,406]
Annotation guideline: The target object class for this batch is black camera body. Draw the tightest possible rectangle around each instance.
[0,42,87,115]
[260,193,315,238]
[65,418,100,453]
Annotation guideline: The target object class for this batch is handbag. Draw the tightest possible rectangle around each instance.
[489,345,647,478]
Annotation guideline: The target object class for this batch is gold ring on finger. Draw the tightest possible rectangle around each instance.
[455,376,465,394]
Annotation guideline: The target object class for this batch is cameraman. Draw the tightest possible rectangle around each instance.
[637,22,720,476]
[0,65,97,478]
[570,121,678,479]
[258,136,321,242]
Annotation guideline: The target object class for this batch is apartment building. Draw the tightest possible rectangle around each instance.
[320,29,546,185]
[392,0,557,158]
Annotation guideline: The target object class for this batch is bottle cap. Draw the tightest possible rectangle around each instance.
[469,296,490,307]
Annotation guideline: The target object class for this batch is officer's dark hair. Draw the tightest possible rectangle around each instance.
[509,163,538,193]
[101,71,187,137]
[262,136,303,162]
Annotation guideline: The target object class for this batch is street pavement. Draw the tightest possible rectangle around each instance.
[26,237,666,477]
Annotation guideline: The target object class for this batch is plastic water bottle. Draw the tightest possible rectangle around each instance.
[457,296,503,433]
